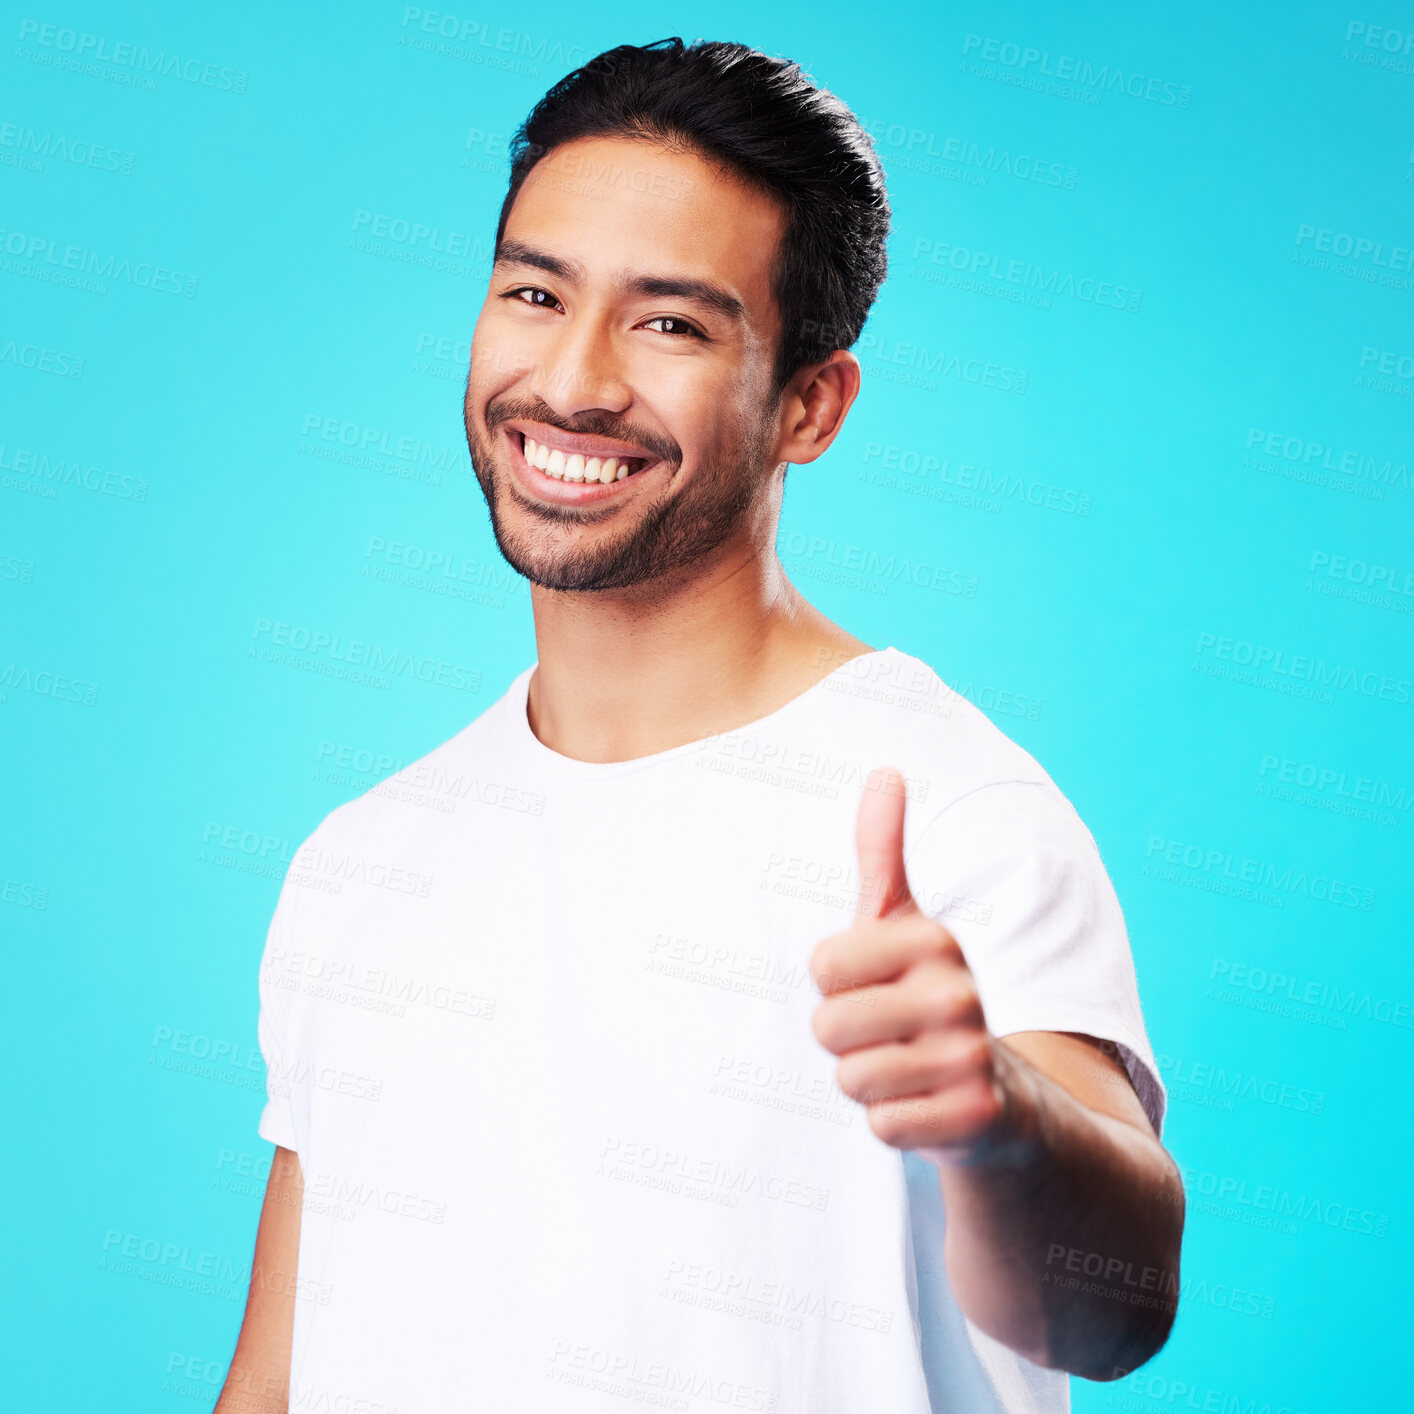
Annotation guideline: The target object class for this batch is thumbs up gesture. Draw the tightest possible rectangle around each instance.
[810,767,1005,1163]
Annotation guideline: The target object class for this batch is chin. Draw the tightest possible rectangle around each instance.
[483,510,622,593]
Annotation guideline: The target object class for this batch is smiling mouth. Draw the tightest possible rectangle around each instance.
[516,430,655,485]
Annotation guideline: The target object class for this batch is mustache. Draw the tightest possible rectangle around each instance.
[482,392,682,467]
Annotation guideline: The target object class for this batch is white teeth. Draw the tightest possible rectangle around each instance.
[521,432,644,485]
[524,436,549,472]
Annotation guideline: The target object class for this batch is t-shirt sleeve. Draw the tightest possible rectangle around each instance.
[255,871,303,1154]
[906,779,1167,1137]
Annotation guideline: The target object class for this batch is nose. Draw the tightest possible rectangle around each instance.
[530,307,633,422]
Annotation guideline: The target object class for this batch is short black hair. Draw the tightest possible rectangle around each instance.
[494,37,890,395]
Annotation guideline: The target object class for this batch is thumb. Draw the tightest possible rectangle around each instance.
[855,766,920,921]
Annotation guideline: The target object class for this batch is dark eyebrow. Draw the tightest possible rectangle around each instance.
[617,274,747,325]
[493,239,585,283]
[494,239,747,326]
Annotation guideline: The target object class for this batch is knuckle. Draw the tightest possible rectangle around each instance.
[960,1077,1004,1131]
[811,1004,844,1053]
[917,1030,959,1067]
[923,978,964,1025]
[867,1103,909,1147]
[957,1033,992,1074]
[954,977,981,1020]
[834,1055,870,1101]
[921,919,960,958]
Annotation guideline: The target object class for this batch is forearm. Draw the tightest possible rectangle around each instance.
[215,1146,302,1414]
[934,1041,1185,1379]
[214,1362,289,1414]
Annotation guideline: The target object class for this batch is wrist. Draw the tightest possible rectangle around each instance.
[916,1038,1045,1170]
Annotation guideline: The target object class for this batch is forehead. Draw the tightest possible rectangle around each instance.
[505,135,785,323]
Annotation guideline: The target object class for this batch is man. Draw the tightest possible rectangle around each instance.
[219,38,1183,1414]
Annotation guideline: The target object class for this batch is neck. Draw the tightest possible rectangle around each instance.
[525,533,873,764]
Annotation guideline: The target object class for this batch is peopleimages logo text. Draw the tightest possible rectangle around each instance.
[1295,224,1414,271]
[251,618,480,692]
[961,33,1191,105]
[1194,633,1412,705]
[1146,837,1374,911]
[15,19,249,92]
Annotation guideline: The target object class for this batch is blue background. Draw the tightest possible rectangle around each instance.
[3,2,1411,1408]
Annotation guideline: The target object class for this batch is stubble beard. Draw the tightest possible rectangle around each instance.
[464,395,776,594]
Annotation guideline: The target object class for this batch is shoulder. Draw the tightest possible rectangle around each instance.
[824,647,1062,820]
[291,664,534,860]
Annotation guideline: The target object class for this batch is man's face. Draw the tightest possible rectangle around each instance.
[464,135,788,592]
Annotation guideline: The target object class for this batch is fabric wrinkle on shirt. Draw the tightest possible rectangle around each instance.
[254,645,1164,1413]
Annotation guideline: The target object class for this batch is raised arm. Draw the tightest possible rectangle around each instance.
[811,770,1184,1378]
[930,1029,1183,1376]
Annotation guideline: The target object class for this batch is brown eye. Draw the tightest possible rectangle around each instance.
[507,286,562,310]
[642,315,704,339]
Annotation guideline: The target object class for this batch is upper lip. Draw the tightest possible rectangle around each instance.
[505,420,659,465]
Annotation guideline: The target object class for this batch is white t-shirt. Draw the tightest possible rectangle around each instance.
[255,646,1163,1414]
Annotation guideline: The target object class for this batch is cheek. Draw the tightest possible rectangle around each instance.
[632,362,741,452]
[470,314,541,395]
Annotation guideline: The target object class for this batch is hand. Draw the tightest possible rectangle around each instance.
[810,767,1015,1165]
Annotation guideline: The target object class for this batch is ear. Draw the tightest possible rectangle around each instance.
[775,350,863,467]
